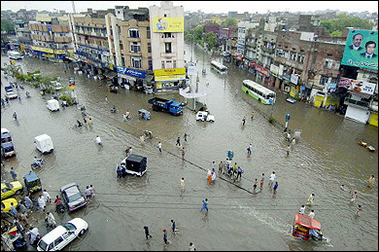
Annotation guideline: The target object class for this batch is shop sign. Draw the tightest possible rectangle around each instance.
[154,68,186,77]
[155,75,186,81]
[116,66,146,78]
[118,73,136,82]
[254,64,269,77]
[249,61,256,67]
[152,17,184,33]
[290,74,299,85]
[324,83,337,93]
[338,77,376,95]
[270,64,279,76]
[31,46,53,54]
[283,72,291,81]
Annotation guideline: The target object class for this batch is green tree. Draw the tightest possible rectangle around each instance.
[205,32,217,50]
[193,24,204,41]
[321,13,374,34]
[1,19,15,33]
[330,30,343,37]
[222,17,238,28]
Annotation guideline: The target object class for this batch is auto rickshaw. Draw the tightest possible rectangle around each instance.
[23,172,42,193]
[292,213,324,241]
[138,109,151,120]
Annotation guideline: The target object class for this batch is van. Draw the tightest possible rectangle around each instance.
[34,134,54,154]
[46,99,60,111]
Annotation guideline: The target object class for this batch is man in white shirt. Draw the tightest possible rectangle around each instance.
[308,209,315,219]
[269,171,276,186]
[299,205,306,215]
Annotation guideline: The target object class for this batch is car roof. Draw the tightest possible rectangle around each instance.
[61,182,80,194]
[41,225,68,244]
[1,128,9,134]
[126,154,147,163]
[24,172,40,182]
[1,142,14,147]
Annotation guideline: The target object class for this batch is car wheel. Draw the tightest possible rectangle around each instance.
[79,229,85,236]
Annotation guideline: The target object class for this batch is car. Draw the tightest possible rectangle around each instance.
[196,111,215,122]
[5,90,18,99]
[60,182,87,212]
[37,217,89,251]
[1,181,23,200]
[50,81,63,91]
[1,197,18,212]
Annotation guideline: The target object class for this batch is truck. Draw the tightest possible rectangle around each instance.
[148,97,185,116]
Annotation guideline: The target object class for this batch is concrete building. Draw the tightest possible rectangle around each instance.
[29,14,73,62]
[149,1,186,92]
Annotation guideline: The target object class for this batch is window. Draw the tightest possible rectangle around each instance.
[165,43,172,53]
[130,42,140,53]
[324,59,333,69]
[121,56,125,67]
[161,61,165,69]
[119,41,123,50]
[147,43,151,53]
[128,28,139,38]
[334,61,340,70]
[173,60,177,68]
[131,57,142,68]
[146,27,151,39]
[290,52,296,61]
[148,60,153,70]
[54,236,64,247]
[164,32,172,38]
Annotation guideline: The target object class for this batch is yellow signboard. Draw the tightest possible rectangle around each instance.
[152,17,184,33]
[154,68,186,77]
[31,46,54,54]
[155,75,186,81]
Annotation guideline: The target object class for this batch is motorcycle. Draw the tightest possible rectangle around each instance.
[31,159,44,169]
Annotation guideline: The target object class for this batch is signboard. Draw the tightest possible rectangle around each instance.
[341,29,378,71]
[250,62,269,76]
[290,74,299,85]
[338,78,376,95]
[270,64,279,76]
[116,66,146,79]
[154,68,186,77]
[152,17,184,33]
[283,72,291,81]
[69,78,75,90]
[324,83,337,93]
[31,46,53,54]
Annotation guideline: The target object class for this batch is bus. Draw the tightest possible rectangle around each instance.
[210,60,227,74]
[242,79,276,105]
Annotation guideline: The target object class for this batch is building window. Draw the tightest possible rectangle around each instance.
[147,27,150,39]
[320,75,329,85]
[148,43,151,53]
[165,43,172,53]
[334,61,340,70]
[121,56,125,67]
[324,59,333,69]
[120,41,123,50]
[131,57,142,68]
[290,52,296,61]
[161,61,165,69]
[173,60,177,68]
[128,28,139,38]
[130,42,140,53]
[164,32,172,38]
[148,60,153,70]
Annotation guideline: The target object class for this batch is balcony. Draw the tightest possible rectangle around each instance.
[261,47,275,54]
[160,52,177,58]
[246,41,256,49]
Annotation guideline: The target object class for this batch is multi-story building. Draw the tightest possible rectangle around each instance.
[29,14,74,62]
[149,1,186,92]
[14,19,32,48]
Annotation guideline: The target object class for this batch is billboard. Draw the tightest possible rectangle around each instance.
[338,77,376,95]
[152,17,184,33]
[341,29,378,71]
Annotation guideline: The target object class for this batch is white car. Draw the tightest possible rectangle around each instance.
[196,111,215,122]
[37,218,88,251]
[5,91,18,99]
[50,81,63,91]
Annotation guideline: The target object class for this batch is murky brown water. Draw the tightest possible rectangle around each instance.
[1,45,377,251]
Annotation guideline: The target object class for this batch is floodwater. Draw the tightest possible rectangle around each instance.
[1,44,377,251]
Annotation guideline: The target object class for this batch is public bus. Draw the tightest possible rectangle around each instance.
[7,50,23,60]
[242,79,276,105]
[210,60,227,74]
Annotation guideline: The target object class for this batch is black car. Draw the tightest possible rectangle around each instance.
[60,182,87,212]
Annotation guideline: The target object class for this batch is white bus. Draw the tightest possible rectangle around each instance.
[210,60,227,74]
[7,50,23,60]
[242,79,276,105]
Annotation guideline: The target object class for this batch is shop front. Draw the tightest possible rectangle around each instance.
[153,68,187,93]
[116,66,149,91]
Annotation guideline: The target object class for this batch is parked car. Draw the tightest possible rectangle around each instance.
[50,81,63,91]
[196,111,215,122]
[5,90,18,99]
[60,182,87,212]
[1,197,18,212]
[1,181,23,200]
[37,218,88,251]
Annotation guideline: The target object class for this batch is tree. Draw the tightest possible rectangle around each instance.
[222,17,238,28]
[205,32,217,50]
[320,13,374,35]
[193,24,204,41]
[1,19,15,34]
[330,30,342,37]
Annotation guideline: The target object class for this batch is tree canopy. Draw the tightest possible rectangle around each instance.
[222,17,238,28]
[321,13,374,36]
[1,19,15,34]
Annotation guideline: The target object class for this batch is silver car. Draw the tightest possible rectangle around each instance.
[60,182,87,212]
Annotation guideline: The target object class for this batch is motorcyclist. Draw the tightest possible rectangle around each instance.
[33,156,43,166]
[54,195,64,213]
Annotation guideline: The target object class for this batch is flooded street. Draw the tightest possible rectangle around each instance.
[1,43,377,252]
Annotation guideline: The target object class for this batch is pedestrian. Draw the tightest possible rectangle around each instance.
[24,195,33,209]
[42,189,51,203]
[10,202,18,218]
[200,198,208,212]
[350,191,358,203]
[247,144,252,155]
[260,173,265,190]
[211,161,216,172]
[268,171,276,187]
[189,242,197,251]
[1,98,5,107]
[176,136,181,146]
[184,133,188,141]
[77,119,83,127]
[143,226,152,239]
[180,147,185,159]
[18,202,28,214]
[90,185,96,197]
[14,220,24,235]
[87,116,92,125]
[10,167,17,180]
[18,212,29,225]
[105,96,108,103]
[126,146,133,155]
[251,112,255,119]
[356,204,362,216]
[13,111,17,120]
[157,141,162,152]
[180,177,185,191]
[236,166,243,180]
[207,169,212,184]
[94,135,102,145]
[163,228,169,244]
[308,209,315,219]
[84,186,92,200]
[273,181,279,194]
[286,144,291,156]
[218,161,223,174]
[306,193,315,206]
[253,178,258,192]
[211,171,217,183]
[38,195,46,211]
[299,205,306,215]
[45,211,56,228]
[26,226,40,245]
[171,219,176,233]
[340,184,346,191]
[367,175,375,188]
[242,116,246,126]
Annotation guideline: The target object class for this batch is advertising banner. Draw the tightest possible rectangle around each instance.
[152,17,184,33]
[154,68,186,77]
[337,77,376,95]
[116,66,146,79]
[270,64,279,76]
[341,29,378,71]
[324,83,337,93]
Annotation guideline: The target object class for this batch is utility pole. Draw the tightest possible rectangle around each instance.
[202,33,206,75]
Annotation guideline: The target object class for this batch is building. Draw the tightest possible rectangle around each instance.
[149,1,186,92]
[29,14,74,62]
